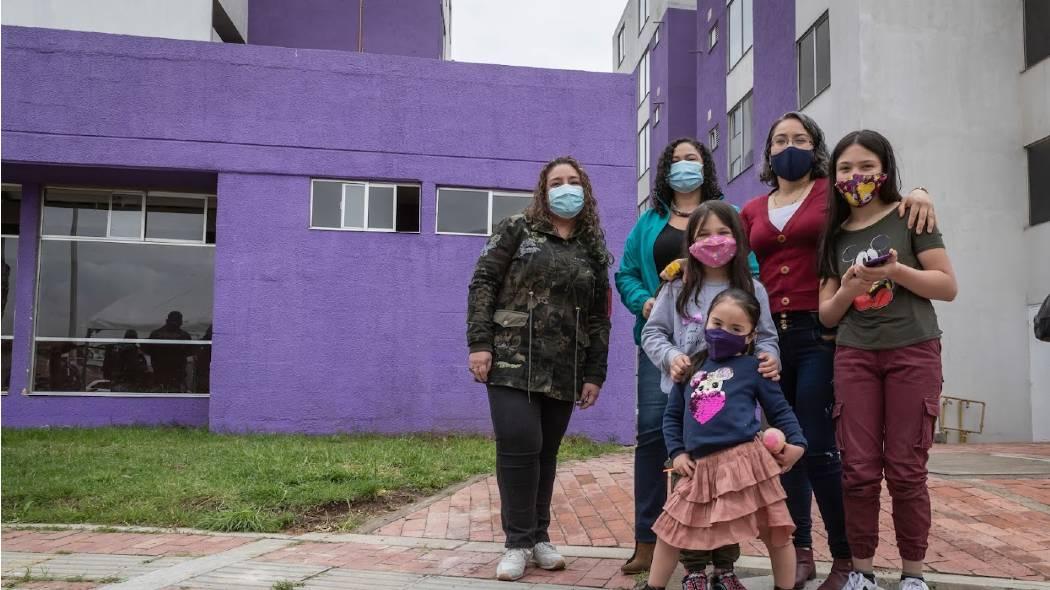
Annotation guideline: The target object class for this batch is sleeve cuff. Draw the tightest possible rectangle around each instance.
[583,376,605,387]
[469,343,492,354]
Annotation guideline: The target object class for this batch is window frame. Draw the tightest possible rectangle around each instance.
[709,125,720,152]
[726,0,753,71]
[1027,135,1050,227]
[1,183,21,395]
[1024,0,1050,69]
[708,22,719,51]
[638,0,649,33]
[32,186,217,398]
[434,187,532,237]
[617,24,626,65]
[637,49,650,106]
[638,122,651,179]
[309,179,421,234]
[797,11,831,109]
[728,93,754,180]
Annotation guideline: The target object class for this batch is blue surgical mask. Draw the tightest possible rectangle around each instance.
[668,160,704,193]
[548,184,585,219]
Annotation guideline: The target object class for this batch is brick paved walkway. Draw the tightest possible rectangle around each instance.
[374,444,1050,582]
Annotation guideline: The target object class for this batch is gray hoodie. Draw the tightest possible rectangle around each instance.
[640,279,780,393]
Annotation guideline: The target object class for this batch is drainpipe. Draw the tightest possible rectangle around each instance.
[358,0,365,52]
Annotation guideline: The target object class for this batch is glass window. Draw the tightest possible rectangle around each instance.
[310,181,342,229]
[728,0,752,68]
[43,189,109,238]
[436,188,489,235]
[638,123,651,178]
[637,50,650,105]
[637,0,649,32]
[33,189,216,394]
[729,94,753,179]
[617,25,626,65]
[798,12,830,108]
[1025,0,1050,68]
[310,180,420,233]
[2,186,20,393]
[709,23,718,50]
[709,125,720,152]
[1028,136,1050,226]
[491,193,531,227]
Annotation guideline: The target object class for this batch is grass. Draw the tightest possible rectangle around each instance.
[2,427,623,533]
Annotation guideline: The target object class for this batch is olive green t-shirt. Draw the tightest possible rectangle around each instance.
[830,209,945,350]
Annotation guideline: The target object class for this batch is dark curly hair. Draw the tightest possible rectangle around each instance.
[759,112,831,189]
[651,138,722,216]
[524,156,614,268]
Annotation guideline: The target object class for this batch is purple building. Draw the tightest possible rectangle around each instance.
[0,1,639,442]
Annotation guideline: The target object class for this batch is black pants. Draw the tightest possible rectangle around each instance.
[488,385,575,549]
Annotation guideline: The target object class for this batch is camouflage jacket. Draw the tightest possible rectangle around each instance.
[467,214,611,402]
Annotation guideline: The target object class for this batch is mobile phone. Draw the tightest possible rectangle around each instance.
[864,253,891,267]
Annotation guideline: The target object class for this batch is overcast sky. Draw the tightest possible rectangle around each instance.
[449,0,629,72]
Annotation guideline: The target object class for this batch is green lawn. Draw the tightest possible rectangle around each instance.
[1,427,623,533]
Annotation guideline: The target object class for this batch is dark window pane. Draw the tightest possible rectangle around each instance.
[35,240,215,340]
[815,16,831,95]
[206,198,217,244]
[110,193,143,239]
[368,186,396,230]
[491,194,530,226]
[437,189,488,234]
[1025,0,1050,68]
[311,181,342,228]
[1029,136,1050,226]
[2,187,21,235]
[2,337,11,392]
[43,189,109,237]
[798,29,816,106]
[395,186,421,233]
[33,340,210,394]
[146,196,205,241]
[2,236,17,336]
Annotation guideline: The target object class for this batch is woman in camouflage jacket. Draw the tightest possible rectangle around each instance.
[466,156,613,581]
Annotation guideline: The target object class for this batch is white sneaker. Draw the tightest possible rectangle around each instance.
[496,548,532,581]
[531,542,567,570]
[899,578,929,590]
[843,571,881,590]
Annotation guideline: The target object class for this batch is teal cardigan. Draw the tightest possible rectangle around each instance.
[615,205,760,345]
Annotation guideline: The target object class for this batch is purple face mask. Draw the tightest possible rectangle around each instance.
[704,328,750,361]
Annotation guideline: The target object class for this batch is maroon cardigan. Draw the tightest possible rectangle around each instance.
[740,177,830,314]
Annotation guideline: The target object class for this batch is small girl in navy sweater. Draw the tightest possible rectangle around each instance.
[643,288,807,590]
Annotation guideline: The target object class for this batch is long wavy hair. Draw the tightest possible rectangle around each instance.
[675,201,755,318]
[817,129,904,279]
[524,156,614,267]
[759,112,831,190]
[651,138,722,216]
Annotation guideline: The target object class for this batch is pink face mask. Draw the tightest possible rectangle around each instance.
[688,235,737,268]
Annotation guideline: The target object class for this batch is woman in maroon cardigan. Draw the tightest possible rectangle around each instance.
[739,112,936,590]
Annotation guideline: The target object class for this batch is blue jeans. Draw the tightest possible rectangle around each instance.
[634,348,668,543]
[776,312,851,559]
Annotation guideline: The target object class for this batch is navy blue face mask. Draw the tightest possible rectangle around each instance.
[770,146,815,181]
[704,328,750,361]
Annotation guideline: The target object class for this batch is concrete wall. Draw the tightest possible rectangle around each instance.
[0,0,213,41]
[249,0,442,58]
[613,0,695,74]
[0,26,638,442]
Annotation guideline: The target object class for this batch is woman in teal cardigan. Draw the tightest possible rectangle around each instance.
[615,137,757,577]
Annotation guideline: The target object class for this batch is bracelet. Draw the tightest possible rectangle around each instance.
[911,186,929,194]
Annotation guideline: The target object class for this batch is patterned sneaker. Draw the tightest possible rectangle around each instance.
[711,571,747,590]
[681,571,708,590]
[496,548,532,581]
[842,571,881,590]
[531,542,566,570]
[899,578,929,590]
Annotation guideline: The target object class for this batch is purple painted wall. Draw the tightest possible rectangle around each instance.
[695,1,730,200]
[249,0,442,59]
[0,26,637,442]
[649,8,698,173]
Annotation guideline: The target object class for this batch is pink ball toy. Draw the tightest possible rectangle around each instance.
[762,428,786,453]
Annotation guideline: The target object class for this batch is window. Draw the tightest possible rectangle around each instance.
[727,0,753,68]
[653,105,661,127]
[617,24,626,65]
[637,50,650,105]
[1025,0,1050,68]
[798,12,830,108]
[654,25,660,47]
[728,94,753,179]
[310,180,420,233]
[709,126,720,151]
[435,188,531,236]
[34,188,216,395]
[2,185,21,393]
[638,0,649,33]
[708,23,718,50]
[638,123,651,178]
[1028,136,1050,226]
